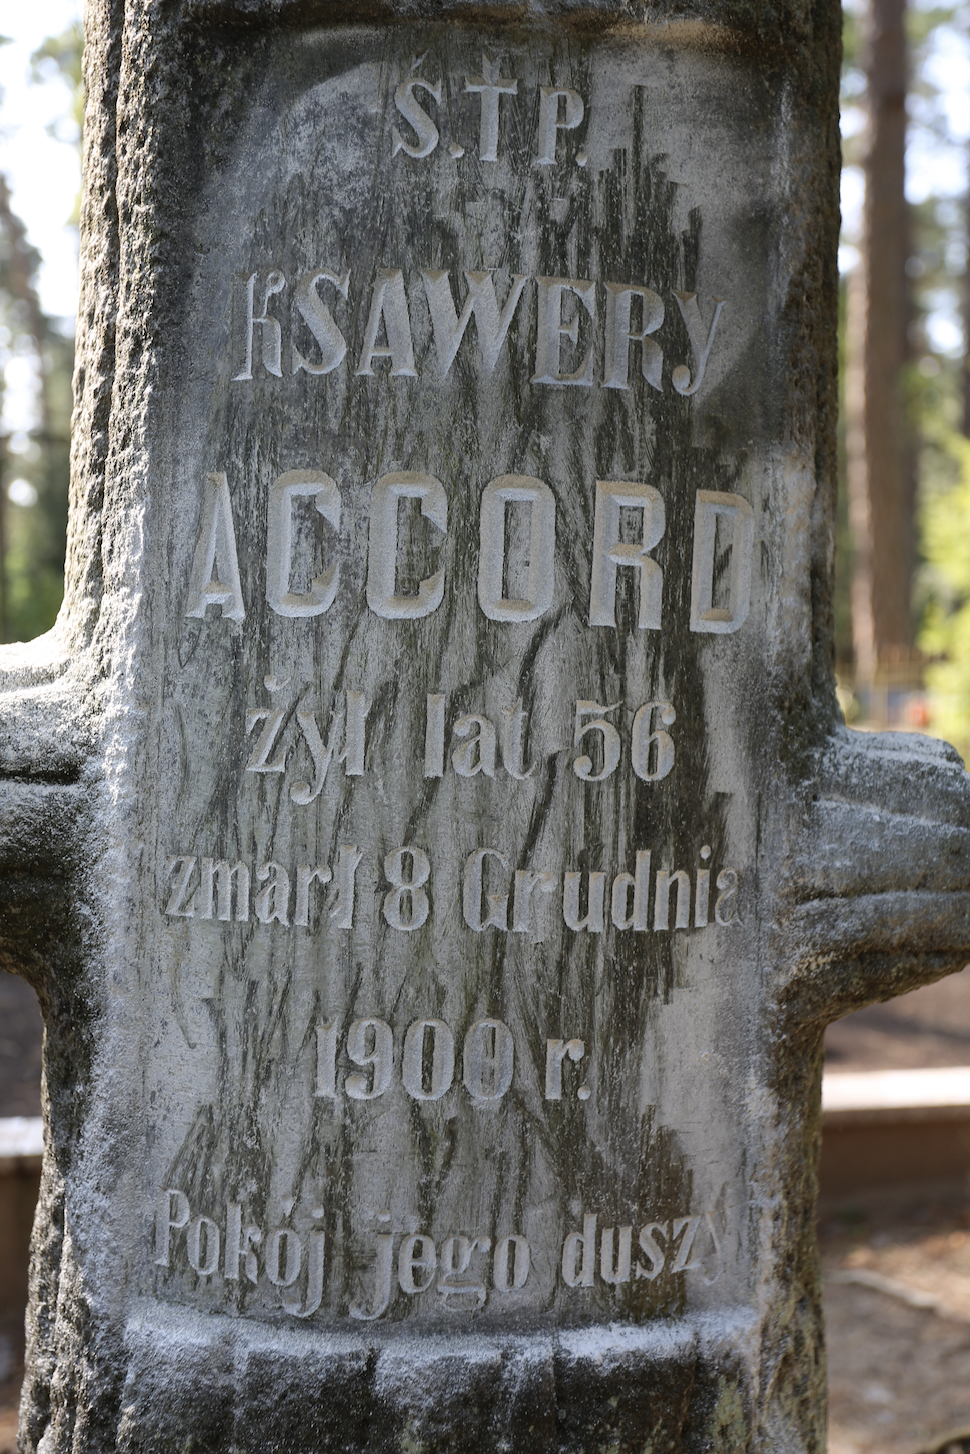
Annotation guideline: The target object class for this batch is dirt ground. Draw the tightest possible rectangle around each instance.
[821,966,970,1453]
[822,1196,970,1454]
[0,1318,24,1454]
[825,966,970,1073]
[1,971,970,1450]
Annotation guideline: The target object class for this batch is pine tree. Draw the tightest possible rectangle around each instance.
[845,0,913,680]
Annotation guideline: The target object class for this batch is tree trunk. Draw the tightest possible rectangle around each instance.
[847,0,912,681]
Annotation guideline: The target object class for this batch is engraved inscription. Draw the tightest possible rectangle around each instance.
[153,1191,726,1320]
[154,34,763,1340]
[232,265,726,397]
[185,469,751,633]
[162,846,740,934]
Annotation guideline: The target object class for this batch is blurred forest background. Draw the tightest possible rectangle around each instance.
[0,18,80,644]
[1,4,970,757]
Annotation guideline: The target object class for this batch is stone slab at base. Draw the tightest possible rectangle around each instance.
[820,1069,970,1205]
[117,1301,756,1453]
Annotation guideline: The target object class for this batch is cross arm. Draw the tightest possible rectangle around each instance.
[778,727,970,1028]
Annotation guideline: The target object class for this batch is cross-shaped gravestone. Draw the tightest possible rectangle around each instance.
[4,1,969,1450]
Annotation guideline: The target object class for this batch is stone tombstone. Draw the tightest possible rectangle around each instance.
[2,0,968,1449]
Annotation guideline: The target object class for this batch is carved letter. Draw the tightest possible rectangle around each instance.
[672,292,726,396]
[245,709,288,774]
[535,86,584,165]
[437,1235,490,1308]
[233,271,285,381]
[501,699,535,779]
[478,475,555,622]
[544,1038,585,1099]
[462,848,509,931]
[186,473,245,623]
[715,868,740,925]
[286,1227,325,1317]
[315,1020,339,1097]
[383,847,431,931]
[402,1021,455,1100]
[266,470,341,618]
[452,714,497,778]
[695,850,712,928]
[511,869,557,937]
[225,1203,261,1282]
[331,844,363,929]
[164,856,197,918]
[341,692,370,776]
[636,1222,666,1281]
[654,869,691,931]
[604,284,664,391]
[561,1213,596,1288]
[187,1216,221,1276]
[600,1226,632,1285]
[366,471,447,619]
[462,1019,514,1101]
[398,1234,437,1293]
[630,701,676,781]
[703,1210,725,1286]
[291,712,336,805]
[255,861,290,926]
[424,694,446,778]
[266,1229,302,1288]
[200,859,250,922]
[154,1189,189,1267]
[350,1233,395,1320]
[356,269,417,376]
[292,268,348,375]
[610,850,651,931]
[464,58,518,161]
[589,480,665,629]
[392,77,441,159]
[421,270,528,376]
[690,489,754,634]
[295,864,332,928]
[493,1236,530,1291]
[573,701,621,782]
[533,277,595,385]
[563,871,605,933]
[346,1019,394,1099]
[670,1215,702,1273]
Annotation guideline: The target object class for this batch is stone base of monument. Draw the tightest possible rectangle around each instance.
[114,1307,755,1451]
[821,1069,970,1207]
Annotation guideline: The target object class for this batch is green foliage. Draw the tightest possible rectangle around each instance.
[3,330,71,643]
[30,23,83,226]
[30,23,83,110]
[838,0,970,709]
[0,18,83,644]
[0,173,71,643]
[918,435,970,763]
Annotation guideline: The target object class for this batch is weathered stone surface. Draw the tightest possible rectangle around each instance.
[0,0,966,1449]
